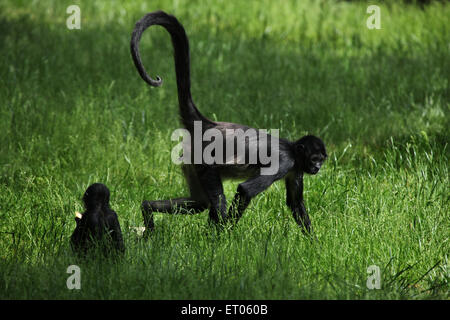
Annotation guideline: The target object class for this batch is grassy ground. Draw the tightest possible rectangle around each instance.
[0,0,448,299]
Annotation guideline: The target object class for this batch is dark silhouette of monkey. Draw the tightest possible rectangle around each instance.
[70,183,125,255]
[131,11,327,236]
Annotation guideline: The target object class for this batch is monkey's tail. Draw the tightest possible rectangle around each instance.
[131,11,213,128]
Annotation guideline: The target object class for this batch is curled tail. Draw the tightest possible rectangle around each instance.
[131,10,212,128]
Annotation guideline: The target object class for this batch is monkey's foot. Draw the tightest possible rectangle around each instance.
[141,201,155,239]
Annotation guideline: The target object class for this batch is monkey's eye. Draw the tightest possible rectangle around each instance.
[311,155,322,163]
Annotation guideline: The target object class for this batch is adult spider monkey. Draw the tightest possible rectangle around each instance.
[131,11,327,236]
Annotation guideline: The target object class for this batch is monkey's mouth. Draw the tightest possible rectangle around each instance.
[309,167,319,174]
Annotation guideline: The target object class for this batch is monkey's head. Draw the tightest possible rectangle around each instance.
[294,135,327,175]
[82,183,110,210]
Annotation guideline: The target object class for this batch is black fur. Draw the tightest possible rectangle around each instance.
[131,11,327,235]
[70,183,125,256]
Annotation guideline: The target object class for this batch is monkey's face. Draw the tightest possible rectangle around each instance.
[306,152,327,175]
[295,135,327,175]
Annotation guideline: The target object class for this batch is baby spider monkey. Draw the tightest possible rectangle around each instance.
[70,183,125,256]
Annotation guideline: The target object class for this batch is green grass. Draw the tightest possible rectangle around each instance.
[0,0,448,299]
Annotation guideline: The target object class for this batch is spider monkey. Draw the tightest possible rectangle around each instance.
[70,183,125,256]
[131,11,327,236]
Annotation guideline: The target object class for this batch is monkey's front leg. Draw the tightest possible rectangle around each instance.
[285,172,312,233]
[291,201,312,233]
[227,186,251,224]
[228,174,280,225]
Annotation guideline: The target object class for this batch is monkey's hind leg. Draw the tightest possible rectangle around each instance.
[194,166,228,225]
[141,198,208,238]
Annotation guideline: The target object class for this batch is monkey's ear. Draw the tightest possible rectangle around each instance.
[295,144,305,155]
